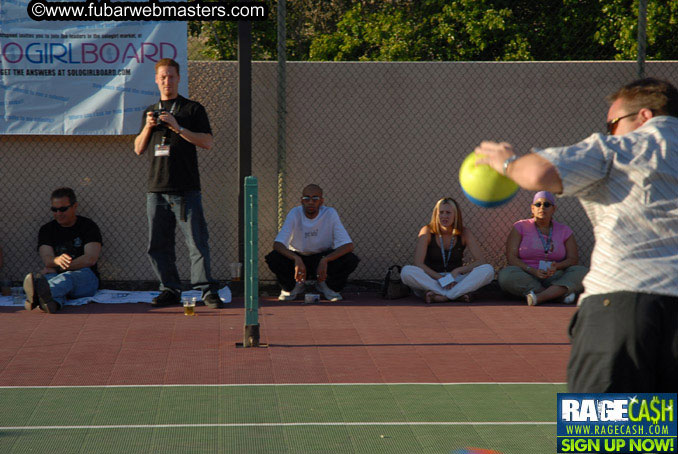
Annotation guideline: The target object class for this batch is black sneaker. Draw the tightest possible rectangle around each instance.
[24,273,60,313]
[203,293,223,309]
[151,289,180,307]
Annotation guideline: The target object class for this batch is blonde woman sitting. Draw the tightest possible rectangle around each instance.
[401,197,495,303]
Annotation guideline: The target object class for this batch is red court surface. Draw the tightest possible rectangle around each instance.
[0,294,577,386]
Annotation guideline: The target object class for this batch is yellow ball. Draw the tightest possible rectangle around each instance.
[459,151,519,207]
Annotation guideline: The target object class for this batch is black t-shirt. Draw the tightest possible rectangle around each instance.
[38,216,103,277]
[424,233,465,273]
[140,95,212,192]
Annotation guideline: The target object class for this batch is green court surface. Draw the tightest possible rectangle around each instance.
[0,383,564,454]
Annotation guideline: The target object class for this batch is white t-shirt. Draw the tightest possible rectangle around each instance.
[274,206,352,254]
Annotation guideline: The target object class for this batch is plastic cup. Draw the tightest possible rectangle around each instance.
[183,296,197,316]
[12,287,25,305]
[230,262,243,281]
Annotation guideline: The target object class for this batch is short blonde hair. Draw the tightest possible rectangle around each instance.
[428,197,462,236]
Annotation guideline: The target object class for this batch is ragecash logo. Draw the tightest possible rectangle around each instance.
[557,393,677,453]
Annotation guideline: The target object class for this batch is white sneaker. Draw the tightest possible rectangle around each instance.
[563,292,576,304]
[526,290,538,306]
[316,281,343,302]
[278,282,305,301]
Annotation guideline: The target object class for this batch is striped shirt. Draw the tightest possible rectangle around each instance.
[536,115,678,298]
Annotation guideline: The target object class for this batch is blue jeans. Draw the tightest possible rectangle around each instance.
[45,268,99,305]
[146,191,217,296]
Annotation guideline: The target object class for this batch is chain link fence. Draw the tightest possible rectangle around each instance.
[273,60,678,281]
[2,60,677,286]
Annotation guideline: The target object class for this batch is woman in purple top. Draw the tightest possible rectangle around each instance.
[498,191,588,306]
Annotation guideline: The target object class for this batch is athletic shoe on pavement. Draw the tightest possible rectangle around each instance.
[203,293,223,309]
[316,281,343,302]
[151,289,181,307]
[526,290,538,306]
[23,273,39,311]
[278,282,305,301]
[24,272,59,313]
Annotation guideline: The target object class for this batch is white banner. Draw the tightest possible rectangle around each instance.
[0,0,187,135]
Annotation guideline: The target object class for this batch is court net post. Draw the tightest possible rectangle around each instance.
[242,176,263,347]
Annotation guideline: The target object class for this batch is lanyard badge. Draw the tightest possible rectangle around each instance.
[154,100,178,157]
[535,224,553,256]
[438,234,455,270]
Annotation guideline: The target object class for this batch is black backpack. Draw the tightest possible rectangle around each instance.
[380,265,411,299]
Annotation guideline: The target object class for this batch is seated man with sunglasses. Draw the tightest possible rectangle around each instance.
[497,191,587,306]
[265,184,359,302]
[23,187,102,313]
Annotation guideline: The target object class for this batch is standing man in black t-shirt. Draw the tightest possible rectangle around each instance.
[23,187,102,313]
[134,58,222,308]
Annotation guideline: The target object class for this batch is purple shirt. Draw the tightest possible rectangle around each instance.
[514,219,572,268]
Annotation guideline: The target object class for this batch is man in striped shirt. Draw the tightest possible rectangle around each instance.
[476,78,678,392]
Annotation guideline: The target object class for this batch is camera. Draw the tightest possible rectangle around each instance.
[152,109,167,124]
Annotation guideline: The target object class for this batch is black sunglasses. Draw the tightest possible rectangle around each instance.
[533,202,552,208]
[301,196,321,202]
[606,112,638,135]
[51,204,73,213]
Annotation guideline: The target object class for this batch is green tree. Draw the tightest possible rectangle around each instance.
[308,0,615,61]
[594,0,678,60]
[189,0,678,61]
[309,3,420,61]
[189,0,356,60]
[647,1,678,59]
[188,3,277,60]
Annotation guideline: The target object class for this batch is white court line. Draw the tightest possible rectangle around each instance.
[2,422,556,430]
[0,382,565,389]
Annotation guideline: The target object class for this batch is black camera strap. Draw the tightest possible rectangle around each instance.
[158,100,178,115]
[158,100,178,145]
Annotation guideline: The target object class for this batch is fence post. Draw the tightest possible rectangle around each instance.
[637,0,647,79]
[277,0,287,230]
[238,17,252,264]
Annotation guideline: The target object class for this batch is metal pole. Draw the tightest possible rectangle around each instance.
[238,18,252,263]
[243,176,260,347]
[637,0,647,79]
[276,0,287,230]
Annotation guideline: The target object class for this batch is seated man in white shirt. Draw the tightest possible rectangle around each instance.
[265,184,360,301]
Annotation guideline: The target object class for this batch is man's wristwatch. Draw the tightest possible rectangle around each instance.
[177,126,184,134]
[503,155,519,175]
